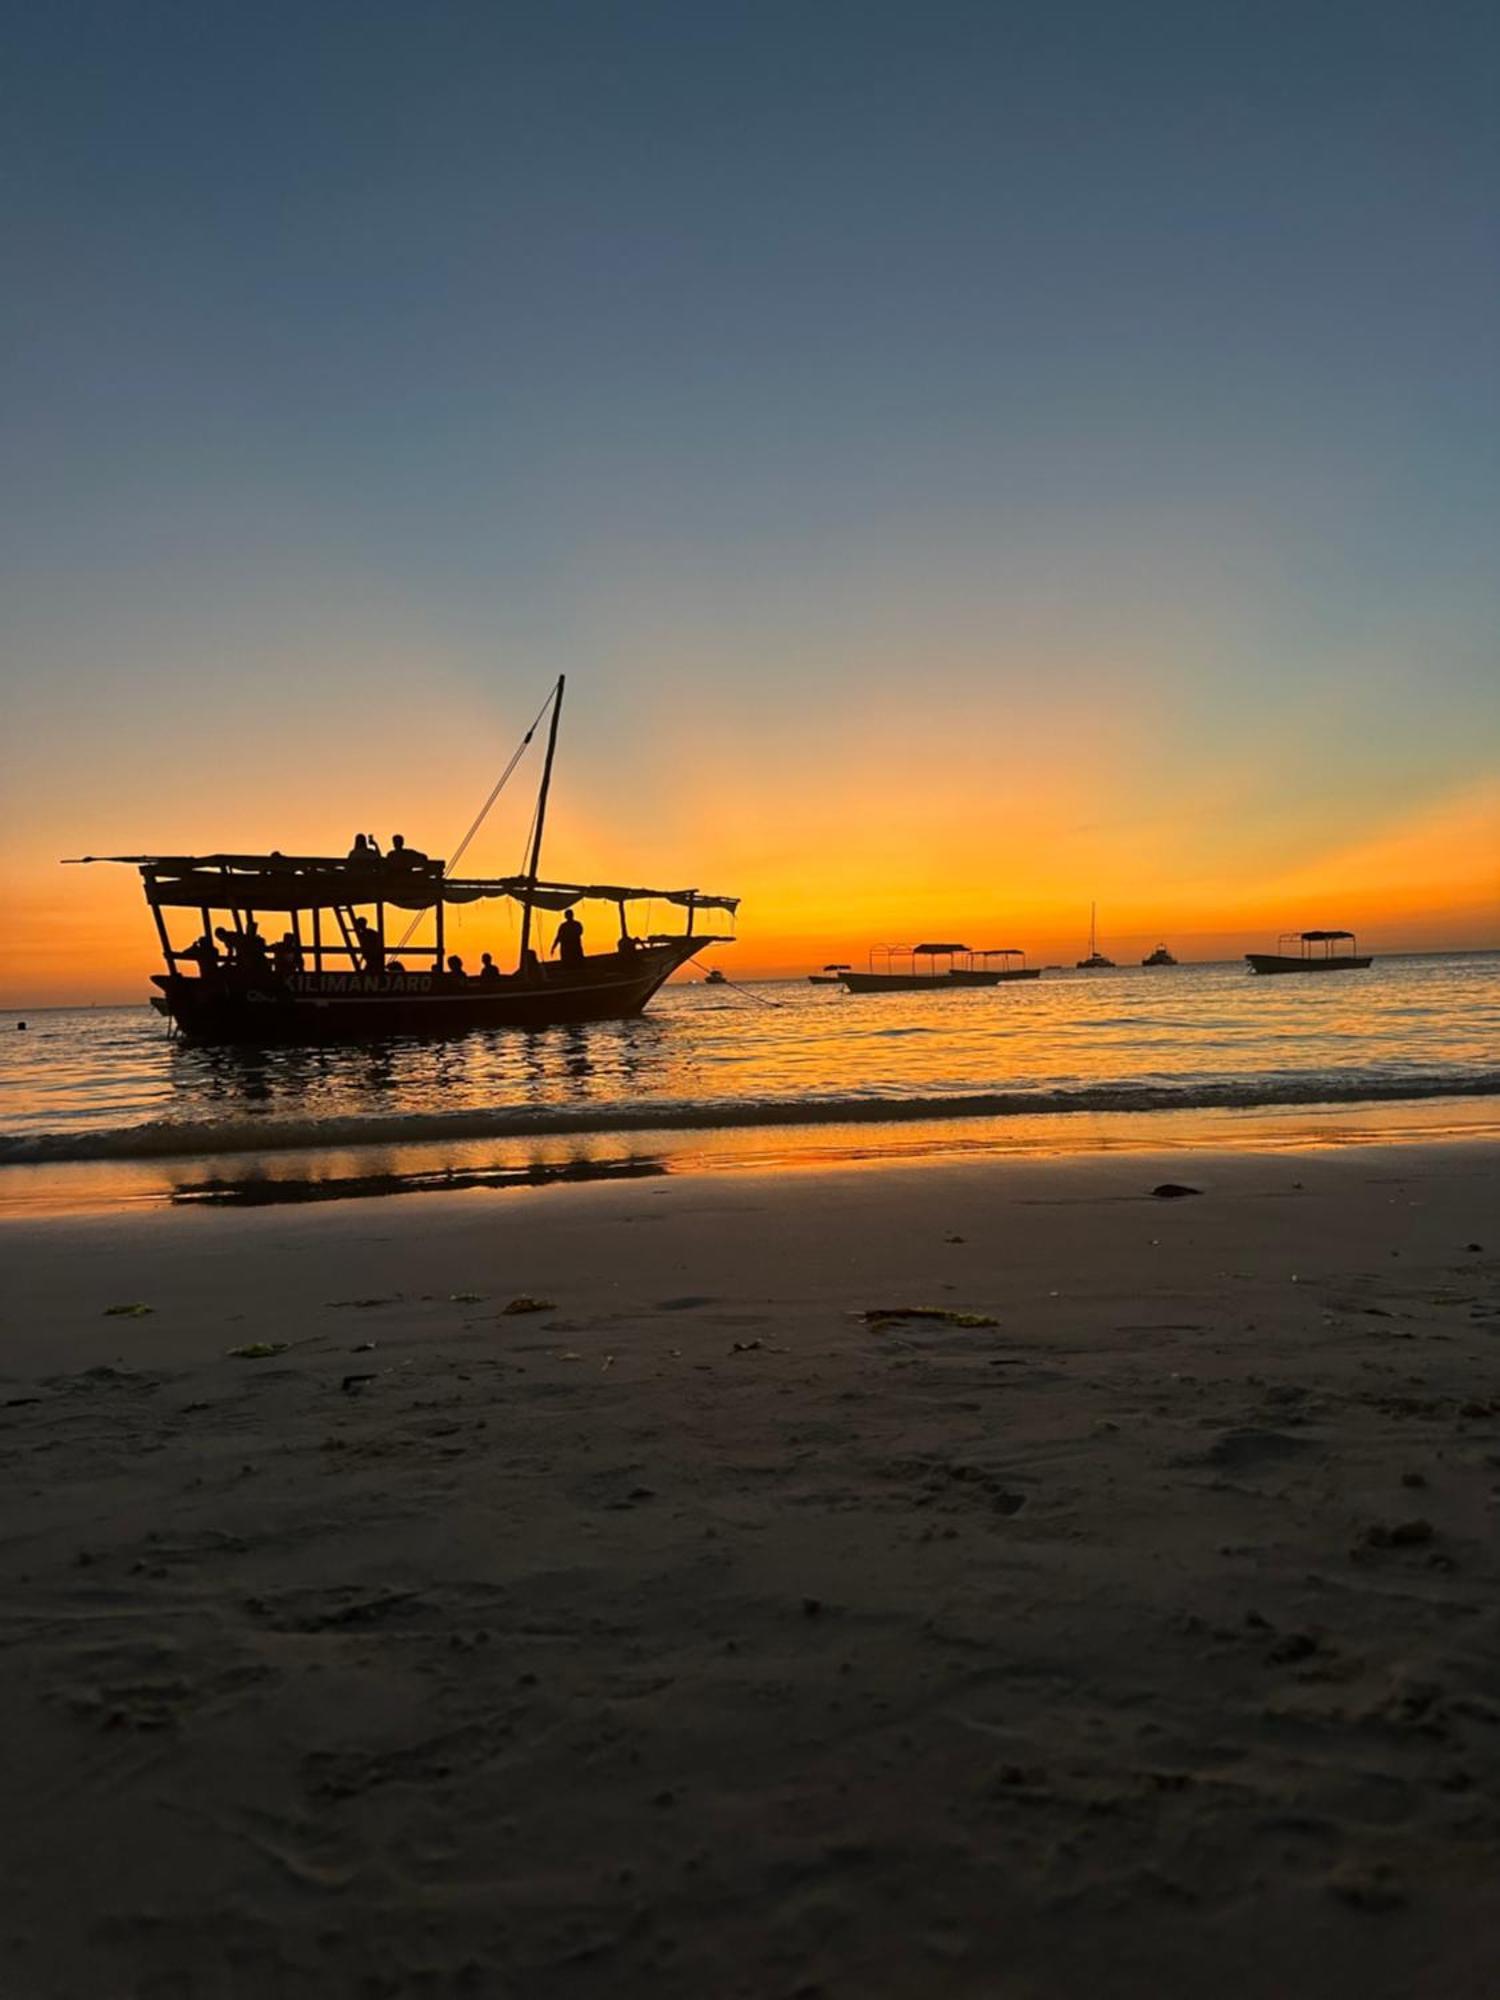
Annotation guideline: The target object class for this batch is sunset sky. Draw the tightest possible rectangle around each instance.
[4,0,1497,1004]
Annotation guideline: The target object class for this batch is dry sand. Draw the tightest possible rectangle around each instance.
[2,1139,1499,1998]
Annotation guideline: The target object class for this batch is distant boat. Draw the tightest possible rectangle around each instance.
[1141,943,1178,966]
[808,962,850,984]
[703,968,727,985]
[1246,930,1372,976]
[839,944,1039,993]
[1076,903,1115,970]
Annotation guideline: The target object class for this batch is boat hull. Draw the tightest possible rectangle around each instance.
[838,970,1030,992]
[946,968,1040,985]
[1245,953,1372,975]
[151,940,705,1044]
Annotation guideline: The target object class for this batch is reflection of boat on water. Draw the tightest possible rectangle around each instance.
[1141,943,1178,966]
[808,962,850,984]
[1076,903,1115,969]
[839,943,1040,993]
[68,676,739,1044]
[702,968,727,985]
[1246,930,1372,976]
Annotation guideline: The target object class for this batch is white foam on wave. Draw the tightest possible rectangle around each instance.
[4,1071,1499,1167]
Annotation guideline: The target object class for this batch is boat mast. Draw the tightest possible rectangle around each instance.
[1089,901,1096,955]
[517,675,566,975]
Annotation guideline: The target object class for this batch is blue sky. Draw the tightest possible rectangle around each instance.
[3,0,1497,994]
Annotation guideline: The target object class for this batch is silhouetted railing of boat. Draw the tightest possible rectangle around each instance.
[66,677,738,1045]
[1246,930,1372,976]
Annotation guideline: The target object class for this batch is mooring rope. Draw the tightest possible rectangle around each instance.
[687,954,781,1007]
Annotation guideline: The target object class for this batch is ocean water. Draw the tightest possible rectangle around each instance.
[2,953,1497,1169]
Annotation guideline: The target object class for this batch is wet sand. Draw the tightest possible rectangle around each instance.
[2,1140,1499,1997]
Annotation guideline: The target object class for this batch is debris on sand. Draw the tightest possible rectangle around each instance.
[861,1306,1000,1329]
[1361,1518,1434,1550]
[103,1303,153,1317]
[227,1342,290,1360]
[502,1296,556,1315]
[1150,1183,1201,1200]
[1327,1862,1407,1911]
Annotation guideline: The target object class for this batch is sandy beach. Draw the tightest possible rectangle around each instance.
[3,1137,1499,1998]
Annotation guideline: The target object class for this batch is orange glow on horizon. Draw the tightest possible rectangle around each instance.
[5,762,1496,1005]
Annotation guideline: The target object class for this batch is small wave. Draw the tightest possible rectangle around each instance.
[3,1070,1500,1167]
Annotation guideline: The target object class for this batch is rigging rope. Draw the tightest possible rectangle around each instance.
[392,681,560,953]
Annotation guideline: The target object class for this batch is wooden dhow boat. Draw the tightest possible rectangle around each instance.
[838,944,1040,993]
[1246,930,1372,976]
[66,678,738,1044]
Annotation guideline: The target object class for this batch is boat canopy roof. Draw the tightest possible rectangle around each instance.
[972,947,1025,958]
[911,940,969,955]
[66,854,739,917]
[1297,929,1354,942]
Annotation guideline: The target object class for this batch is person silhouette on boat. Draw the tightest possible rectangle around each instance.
[347,833,373,862]
[478,952,502,986]
[238,922,271,977]
[386,833,428,868]
[180,932,220,976]
[272,931,304,977]
[214,924,267,974]
[446,953,467,980]
[353,917,385,973]
[552,908,585,967]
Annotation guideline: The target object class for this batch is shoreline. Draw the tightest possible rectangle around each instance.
[3,1140,1499,1993]
[3,1092,1499,1219]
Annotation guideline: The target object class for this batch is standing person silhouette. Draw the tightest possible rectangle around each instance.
[353,917,385,973]
[552,908,585,967]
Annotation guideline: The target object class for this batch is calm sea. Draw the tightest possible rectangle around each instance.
[3,955,1497,1180]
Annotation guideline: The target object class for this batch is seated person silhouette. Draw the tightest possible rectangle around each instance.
[386,833,429,867]
[239,922,272,977]
[271,932,304,976]
[180,932,220,975]
[353,917,385,973]
[551,908,585,967]
[347,833,373,862]
[446,953,467,979]
[477,951,502,985]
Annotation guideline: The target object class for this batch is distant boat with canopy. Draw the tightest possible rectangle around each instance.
[807,963,850,984]
[1246,930,1372,975]
[1141,943,1178,966]
[838,944,1039,993]
[66,677,739,1043]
